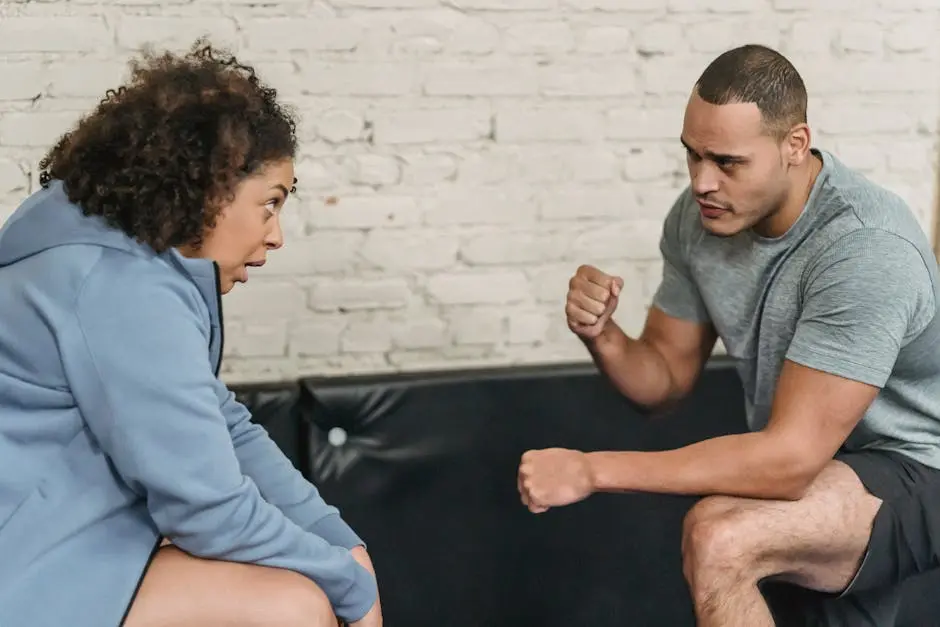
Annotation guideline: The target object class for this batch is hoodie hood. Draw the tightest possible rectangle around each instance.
[0,179,218,287]
[0,180,142,267]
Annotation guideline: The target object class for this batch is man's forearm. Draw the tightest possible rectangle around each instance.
[585,321,677,409]
[587,431,814,501]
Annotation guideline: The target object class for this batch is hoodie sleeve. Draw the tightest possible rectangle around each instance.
[220,392,365,551]
[61,262,377,623]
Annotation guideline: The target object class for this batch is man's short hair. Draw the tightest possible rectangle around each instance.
[694,44,808,139]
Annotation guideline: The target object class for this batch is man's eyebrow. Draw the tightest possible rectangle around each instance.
[271,184,290,196]
[680,137,749,163]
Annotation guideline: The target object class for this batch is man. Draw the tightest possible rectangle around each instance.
[517,44,940,626]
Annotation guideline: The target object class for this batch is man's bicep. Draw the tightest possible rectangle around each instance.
[642,305,718,397]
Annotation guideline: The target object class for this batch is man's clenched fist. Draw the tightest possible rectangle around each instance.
[566,265,624,340]
[517,448,596,514]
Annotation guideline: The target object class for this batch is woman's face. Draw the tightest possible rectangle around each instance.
[192,158,295,294]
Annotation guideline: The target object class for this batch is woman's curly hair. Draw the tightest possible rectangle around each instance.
[38,40,298,253]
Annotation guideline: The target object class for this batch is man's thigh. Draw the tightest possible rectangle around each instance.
[683,458,881,593]
[760,448,940,626]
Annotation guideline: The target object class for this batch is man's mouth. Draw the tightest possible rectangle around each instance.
[696,199,729,219]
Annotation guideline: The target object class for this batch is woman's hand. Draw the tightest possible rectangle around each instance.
[348,546,383,627]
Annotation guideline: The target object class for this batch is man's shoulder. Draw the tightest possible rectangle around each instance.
[814,150,930,253]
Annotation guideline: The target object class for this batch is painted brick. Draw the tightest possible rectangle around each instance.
[564,0,660,10]
[0,62,47,101]
[242,18,362,52]
[360,229,459,272]
[538,63,637,97]
[0,17,110,53]
[263,232,364,275]
[634,22,685,56]
[371,108,491,144]
[447,307,505,345]
[301,63,418,97]
[116,17,239,51]
[316,110,366,144]
[400,152,458,185]
[504,22,575,55]
[289,319,346,357]
[495,107,604,143]
[885,18,934,53]
[838,22,883,54]
[341,319,394,354]
[224,321,289,358]
[515,147,620,183]
[539,187,639,221]
[0,112,80,148]
[390,318,448,350]
[422,187,539,226]
[222,282,308,318]
[346,155,401,187]
[0,160,29,196]
[426,271,532,305]
[309,278,413,312]
[460,229,569,265]
[577,26,632,55]
[306,196,422,230]
[424,64,538,97]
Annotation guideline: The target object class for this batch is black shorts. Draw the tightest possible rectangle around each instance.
[762,448,940,626]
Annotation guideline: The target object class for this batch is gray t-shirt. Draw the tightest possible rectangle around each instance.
[652,148,940,470]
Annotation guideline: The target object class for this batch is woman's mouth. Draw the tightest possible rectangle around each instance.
[238,260,265,283]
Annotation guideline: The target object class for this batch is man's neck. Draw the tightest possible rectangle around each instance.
[755,152,822,238]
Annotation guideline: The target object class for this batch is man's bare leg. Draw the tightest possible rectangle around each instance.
[680,460,883,627]
[123,545,340,627]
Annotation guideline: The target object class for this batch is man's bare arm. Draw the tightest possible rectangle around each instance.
[586,359,879,501]
[565,264,718,411]
[586,306,717,410]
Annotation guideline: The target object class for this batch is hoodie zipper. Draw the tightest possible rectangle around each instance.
[213,262,225,378]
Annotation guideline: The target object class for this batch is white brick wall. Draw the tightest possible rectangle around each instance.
[1,1,938,384]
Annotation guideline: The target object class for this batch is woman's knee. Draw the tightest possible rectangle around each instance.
[267,570,338,627]
[125,546,338,627]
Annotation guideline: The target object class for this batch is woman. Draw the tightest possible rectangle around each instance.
[0,42,382,627]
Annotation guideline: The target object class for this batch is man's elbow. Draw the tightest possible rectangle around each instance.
[771,454,824,501]
[773,476,812,501]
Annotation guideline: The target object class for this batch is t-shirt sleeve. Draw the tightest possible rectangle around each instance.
[785,229,936,388]
[651,191,712,323]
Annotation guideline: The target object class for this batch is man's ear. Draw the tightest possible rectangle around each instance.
[784,123,812,166]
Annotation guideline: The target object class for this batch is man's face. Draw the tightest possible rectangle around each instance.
[680,92,792,238]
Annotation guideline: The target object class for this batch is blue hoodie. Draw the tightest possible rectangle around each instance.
[0,181,377,626]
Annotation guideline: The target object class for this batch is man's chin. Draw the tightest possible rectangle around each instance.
[699,214,742,238]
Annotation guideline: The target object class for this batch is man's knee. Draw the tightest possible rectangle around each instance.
[267,570,338,627]
[682,497,753,585]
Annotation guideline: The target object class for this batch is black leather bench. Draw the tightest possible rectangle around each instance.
[233,356,939,626]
